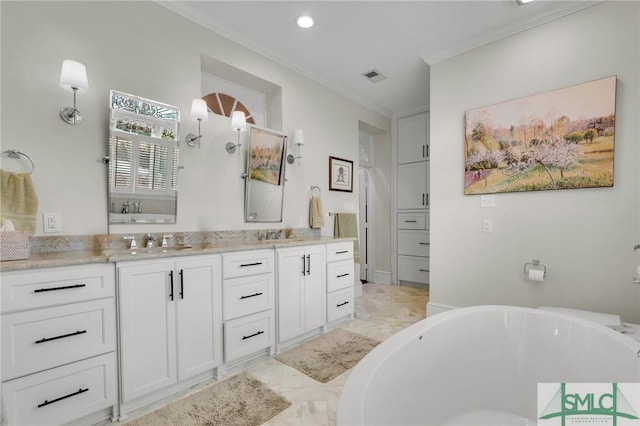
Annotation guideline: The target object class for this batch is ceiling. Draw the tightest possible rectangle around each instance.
[160,1,599,118]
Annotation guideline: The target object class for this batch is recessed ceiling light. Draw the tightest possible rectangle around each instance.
[296,15,315,29]
[516,0,535,4]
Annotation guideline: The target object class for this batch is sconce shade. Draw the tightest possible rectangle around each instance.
[231,111,247,132]
[190,98,209,121]
[59,60,89,92]
[293,129,305,146]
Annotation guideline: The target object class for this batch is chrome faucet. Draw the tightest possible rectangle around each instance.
[146,234,156,248]
[123,236,137,249]
[161,234,173,248]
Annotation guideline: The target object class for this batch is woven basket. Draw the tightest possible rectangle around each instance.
[0,231,30,261]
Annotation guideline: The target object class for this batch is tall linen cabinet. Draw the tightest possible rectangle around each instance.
[396,111,430,286]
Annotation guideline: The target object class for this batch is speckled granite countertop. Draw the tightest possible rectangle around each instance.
[0,236,354,272]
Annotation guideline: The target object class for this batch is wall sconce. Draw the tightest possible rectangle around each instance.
[286,129,305,164]
[185,98,209,148]
[59,59,89,125]
[225,111,247,154]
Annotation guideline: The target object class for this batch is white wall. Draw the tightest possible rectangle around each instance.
[0,1,389,237]
[430,2,640,323]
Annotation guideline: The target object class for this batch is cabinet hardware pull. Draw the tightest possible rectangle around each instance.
[337,273,350,278]
[426,145,429,158]
[336,250,348,254]
[169,271,174,301]
[404,220,417,223]
[37,388,89,408]
[423,145,425,158]
[179,269,184,299]
[301,255,306,276]
[419,269,430,272]
[422,193,425,206]
[426,193,429,206]
[242,330,264,340]
[419,242,429,245]
[34,283,86,293]
[35,329,87,344]
[337,301,350,307]
[240,262,262,267]
[240,292,263,299]
[306,254,311,275]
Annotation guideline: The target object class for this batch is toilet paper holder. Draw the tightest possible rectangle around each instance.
[524,259,546,278]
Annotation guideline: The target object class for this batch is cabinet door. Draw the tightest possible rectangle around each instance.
[398,162,427,209]
[276,248,305,343]
[175,256,222,381]
[304,246,326,331]
[118,261,177,402]
[398,112,427,164]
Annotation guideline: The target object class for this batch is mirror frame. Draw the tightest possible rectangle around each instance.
[107,90,180,225]
[244,125,288,223]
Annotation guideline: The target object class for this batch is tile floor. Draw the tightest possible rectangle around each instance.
[117,283,429,426]
[252,283,429,426]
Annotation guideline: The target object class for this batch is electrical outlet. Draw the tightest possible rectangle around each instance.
[482,218,493,233]
[43,212,61,233]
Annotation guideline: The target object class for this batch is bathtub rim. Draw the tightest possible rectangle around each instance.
[336,304,640,426]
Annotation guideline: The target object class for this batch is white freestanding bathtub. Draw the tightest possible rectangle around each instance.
[337,306,640,426]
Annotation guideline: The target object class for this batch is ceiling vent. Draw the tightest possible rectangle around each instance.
[362,69,386,83]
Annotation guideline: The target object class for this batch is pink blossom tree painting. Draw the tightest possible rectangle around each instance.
[464,76,616,194]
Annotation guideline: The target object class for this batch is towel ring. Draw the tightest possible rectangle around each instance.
[1,149,35,174]
[310,185,321,197]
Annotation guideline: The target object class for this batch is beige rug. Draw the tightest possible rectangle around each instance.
[275,328,380,383]
[126,373,291,426]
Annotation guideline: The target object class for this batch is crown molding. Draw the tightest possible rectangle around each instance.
[422,1,602,65]
[157,1,393,119]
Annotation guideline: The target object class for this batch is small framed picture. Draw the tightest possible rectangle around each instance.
[329,156,353,192]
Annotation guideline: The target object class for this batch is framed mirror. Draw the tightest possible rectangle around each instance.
[108,90,180,224]
[245,126,287,222]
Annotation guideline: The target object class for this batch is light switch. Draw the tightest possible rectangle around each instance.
[480,195,496,208]
[482,218,493,233]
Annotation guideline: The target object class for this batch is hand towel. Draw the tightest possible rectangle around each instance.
[309,195,325,229]
[333,213,360,263]
[0,169,38,235]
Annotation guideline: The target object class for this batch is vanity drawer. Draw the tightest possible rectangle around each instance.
[223,273,274,321]
[327,260,354,293]
[398,255,430,284]
[398,213,428,230]
[222,250,274,279]
[2,298,116,381]
[1,352,117,426]
[326,242,353,263]
[1,264,115,314]
[224,310,274,362]
[327,287,354,323]
[398,231,430,257]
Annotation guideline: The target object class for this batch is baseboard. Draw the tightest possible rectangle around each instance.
[426,302,457,317]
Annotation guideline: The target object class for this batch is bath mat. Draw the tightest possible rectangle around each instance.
[126,372,291,426]
[275,328,380,383]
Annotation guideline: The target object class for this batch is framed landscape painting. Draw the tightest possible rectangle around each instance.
[464,76,616,195]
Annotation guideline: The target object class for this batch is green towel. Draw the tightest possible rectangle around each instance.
[0,169,38,235]
[333,213,360,263]
[309,196,325,229]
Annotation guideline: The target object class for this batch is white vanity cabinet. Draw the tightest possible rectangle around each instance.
[221,250,275,364]
[276,245,326,347]
[1,264,118,426]
[326,241,355,324]
[117,254,222,406]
